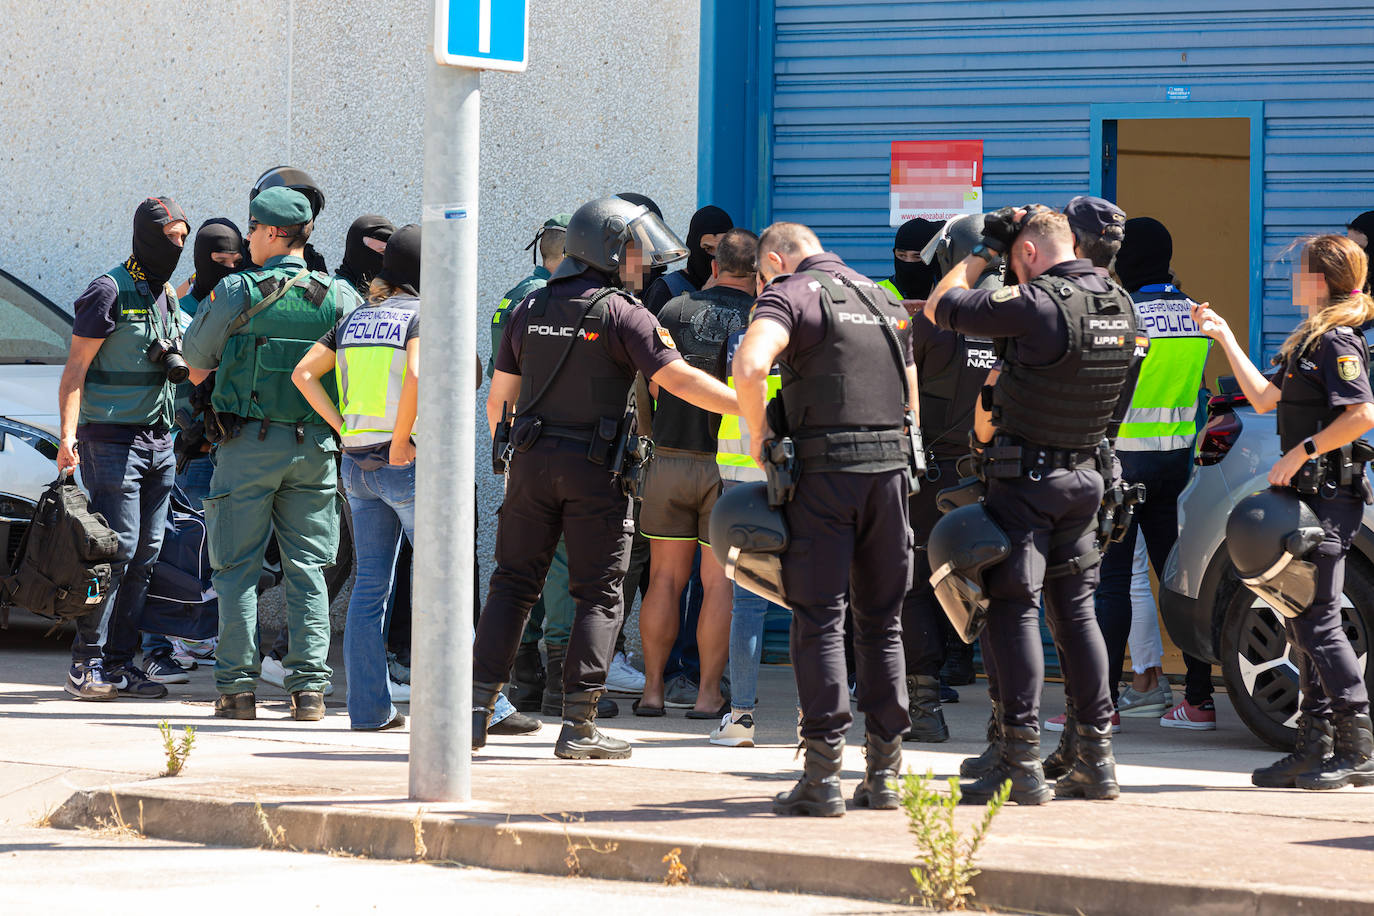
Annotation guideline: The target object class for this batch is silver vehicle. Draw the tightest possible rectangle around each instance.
[1160,381,1373,749]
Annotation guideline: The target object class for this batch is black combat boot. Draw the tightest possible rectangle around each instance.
[1252,716,1334,788]
[471,681,504,750]
[1296,713,1374,790]
[509,642,546,713]
[960,724,1053,806]
[940,639,977,686]
[853,733,904,809]
[1054,722,1120,800]
[1042,700,1077,781]
[959,701,1003,778]
[541,643,566,716]
[555,690,631,759]
[774,736,846,817]
[905,675,950,743]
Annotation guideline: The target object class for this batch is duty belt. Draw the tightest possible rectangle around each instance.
[793,428,909,470]
[539,422,596,444]
[975,435,1098,481]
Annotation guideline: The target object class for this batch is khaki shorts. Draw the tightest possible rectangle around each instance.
[639,447,722,543]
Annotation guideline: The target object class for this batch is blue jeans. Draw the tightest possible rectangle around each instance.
[723,481,786,710]
[342,454,415,728]
[72,440,175,670]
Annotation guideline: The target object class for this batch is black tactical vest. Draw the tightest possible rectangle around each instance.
[516,287,632,428]
[780,270,911,472]
[919,330,996,459]
[1276,328,1363,451]
[993,273,1138,451]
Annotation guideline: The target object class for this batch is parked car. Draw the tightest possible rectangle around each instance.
[0,266,352,616]
[1160,380,1373,749]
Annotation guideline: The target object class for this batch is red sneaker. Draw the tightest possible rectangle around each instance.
[1044,711,1120,733]
[1160,700,1217,730]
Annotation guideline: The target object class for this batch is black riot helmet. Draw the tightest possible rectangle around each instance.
[922,213,1004,289]
[927,503,1011,644]
[709,483,791,609]
[1226,488,1324,619]
[560,196,688,279]
[251,166,326,220]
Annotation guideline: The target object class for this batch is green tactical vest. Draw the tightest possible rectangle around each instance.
[211,265,341,424]
[79,266,178,430]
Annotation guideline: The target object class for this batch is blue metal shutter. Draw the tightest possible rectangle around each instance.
[766,1,1374,359]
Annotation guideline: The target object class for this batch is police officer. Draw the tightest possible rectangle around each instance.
[925,206,1142,804]
[735,222,917,817]
[1196,234,1374,790]
[335,215,396,299]
[183,186,364,722]
[473,196,740,760]
[250,166,330,273]
[901,214,1001,744]
[880,217,943,302]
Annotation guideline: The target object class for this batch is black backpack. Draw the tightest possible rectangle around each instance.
[1,475,118,624]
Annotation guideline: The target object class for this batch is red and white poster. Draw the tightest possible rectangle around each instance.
[889,140,984,227]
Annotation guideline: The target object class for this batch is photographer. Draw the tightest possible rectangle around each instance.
[57,196,190,701]
[925,206,1143,805]
[1196,235,1374,791]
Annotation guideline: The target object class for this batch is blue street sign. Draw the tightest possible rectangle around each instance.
[434,0,529,72]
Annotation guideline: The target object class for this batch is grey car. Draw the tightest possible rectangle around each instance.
[1160,384,1373,749]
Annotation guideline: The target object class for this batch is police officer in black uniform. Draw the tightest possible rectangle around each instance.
[473,196,740,761]
[734,222,918,817]
[902,214,1001,744]
[1196,233,1374,790]
[925,206,1142,805]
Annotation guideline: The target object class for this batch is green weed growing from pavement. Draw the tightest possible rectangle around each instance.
[900,769,1008,911]
[157,721,196,776]
[254,801,287,849]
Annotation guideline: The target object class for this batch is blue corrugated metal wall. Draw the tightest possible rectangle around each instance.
[749,0,1374,360]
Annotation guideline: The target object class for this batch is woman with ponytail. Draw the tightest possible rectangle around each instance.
[1194,234,1374,791]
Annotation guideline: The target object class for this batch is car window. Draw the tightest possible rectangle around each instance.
[0,271,70,365]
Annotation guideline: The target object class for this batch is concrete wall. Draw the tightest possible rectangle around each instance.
[0,0,700,585]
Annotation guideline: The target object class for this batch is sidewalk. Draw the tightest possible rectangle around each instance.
[2,616,1372,915]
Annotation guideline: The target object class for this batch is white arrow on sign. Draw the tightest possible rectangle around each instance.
[479,0,491,53]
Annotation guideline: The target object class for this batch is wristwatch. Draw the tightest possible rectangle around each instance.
[970,243,998,262]
[1303,437,1318,456]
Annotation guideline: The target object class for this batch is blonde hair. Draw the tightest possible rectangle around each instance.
[367,277,404,304]
[1277,234,1374,363]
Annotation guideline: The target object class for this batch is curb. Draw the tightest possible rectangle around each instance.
[51,786,1374,916]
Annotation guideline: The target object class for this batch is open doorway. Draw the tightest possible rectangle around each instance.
[1112,117,1251,390]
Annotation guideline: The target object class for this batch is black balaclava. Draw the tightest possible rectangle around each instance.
[683,205,734,288]
[338,214,396,289]
[191,218,244,301]
[1348,211,1374,255]
[131,196,188,288]
[1115,217,1174,292]
[378,224,422,294]
[892,218,943,299]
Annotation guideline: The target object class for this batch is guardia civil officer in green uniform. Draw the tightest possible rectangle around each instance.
[182,186,364,722]
[488,215,571,380]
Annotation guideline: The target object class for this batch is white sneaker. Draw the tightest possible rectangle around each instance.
[389,679,411,704]
[709,711,756,747]
[605,652,646,694]
[260,656,334,696]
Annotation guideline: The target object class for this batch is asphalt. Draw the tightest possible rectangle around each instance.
[3,614,1373,915]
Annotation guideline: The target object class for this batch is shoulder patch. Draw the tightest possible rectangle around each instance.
[990,287,1018,303]
[656,327,677,349]
[1337,354,1361,381]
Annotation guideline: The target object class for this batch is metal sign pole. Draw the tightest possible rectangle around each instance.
[410,48,480,803]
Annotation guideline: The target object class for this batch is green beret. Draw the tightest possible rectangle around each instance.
[544,213,572,230]
[251,187,313,227]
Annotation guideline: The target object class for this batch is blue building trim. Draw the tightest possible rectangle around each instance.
[1090,101,1266,360]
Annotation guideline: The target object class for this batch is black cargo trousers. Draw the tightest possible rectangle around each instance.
[982,468,1113,730]
[781,468,913,743]
[473,437,636,694]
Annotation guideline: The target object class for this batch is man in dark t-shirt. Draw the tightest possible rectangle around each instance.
[635,229,757,720]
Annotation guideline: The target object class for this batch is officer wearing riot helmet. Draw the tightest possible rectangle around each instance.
[1197,234,1374,791]
[733,222,920,817]
[182,187,364,722]
[250,166,330,273]
[899,213,1001,744]
[473,196,740,760]
[925,206,1143,805]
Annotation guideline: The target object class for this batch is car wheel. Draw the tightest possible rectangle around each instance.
[1219,557,1373,751]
